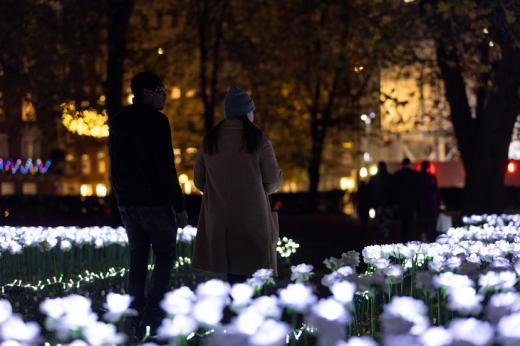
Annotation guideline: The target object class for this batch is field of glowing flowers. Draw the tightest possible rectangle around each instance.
[3,215,520,345]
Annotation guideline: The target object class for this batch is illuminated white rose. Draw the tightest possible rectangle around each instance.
[83,321,126,346]
[337,336,378,346]
[447,286,483,315]
[161,287,195,316]
[103,293,136,322]
[420,327,453,346]
[157,314,198,338]
[278,283,317,313]
[234,306,265,335]
[486,292,520,323]
[381,297,429,336]
[290,264,314,283]
[196,279,230,300]
[330,281,356,305]
[192,298,224,326]
[0,300,13,324]
[0,315,40,343]
[250,296,281,319]
[449,318,493,346]
[231,283,255,308]
[249,319,289,346]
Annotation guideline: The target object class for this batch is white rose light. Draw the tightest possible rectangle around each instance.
[192,298,224,327]
[230,283,255,309]
[448,318,493,346]
[249,319,290,346]
[157,314,198,339]
[381,297,429,336]
[103,293,136,322]
[250,296,281,319]
[330,281,356,305]
[290,264,314,283]
[497,312,520,344]
[234,306,265,335]
[0,315,40,343]
[248,269,274,289]
[161,287,195,316]
[447,286,483,315]
[0,300,12,324]
[278,283,317,313]
[420,327,453,346]
[308,298,350,346]
[479,271,517,292]
[196,279,230,302]
[337,336,378,346]
[486,292,520,323]
[82,321,126,346]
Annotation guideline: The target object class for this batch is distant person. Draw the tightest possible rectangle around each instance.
[193,87,282,284]
[109,72,188,339]
[353,180,370,228]
[393,157,420,241]
[368,161,394,239]
[417,160,441,242]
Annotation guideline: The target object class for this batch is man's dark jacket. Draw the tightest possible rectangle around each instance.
[109,103,185,212]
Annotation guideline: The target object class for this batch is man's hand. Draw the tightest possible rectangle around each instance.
[176,210,189,228]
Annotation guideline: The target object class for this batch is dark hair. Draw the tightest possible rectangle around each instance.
[203,117,263,155]
[402,157,411,166]
[421,160,430,172]
[377,161,388,173]
[131,72,162,100]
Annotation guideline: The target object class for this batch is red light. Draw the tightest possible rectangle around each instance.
[416,162,436,175]
[507,161,518,175]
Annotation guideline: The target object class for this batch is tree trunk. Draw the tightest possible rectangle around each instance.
[432,3,520,214]
[307,118,327,211]
[105,0,135,119]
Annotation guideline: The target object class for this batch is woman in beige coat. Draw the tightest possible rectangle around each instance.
[193,87,282,283]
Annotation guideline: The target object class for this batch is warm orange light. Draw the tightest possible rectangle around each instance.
[507,161,518,175]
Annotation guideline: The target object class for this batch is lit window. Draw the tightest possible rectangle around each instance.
[185,89,196,98]
[81,154,91,175]
[1,182,15,195]
[65,153,76,176]
[63,183,79,195]
[97,152,106,174]
[22,182,37,195]
[174,148,182,165]
[171,87,181,100]
[21,135,39,158]
[186,147,198,154]
[80,184,93,197]
[95,183,108,197]
[340,177,355,191]
[21,93,37,121]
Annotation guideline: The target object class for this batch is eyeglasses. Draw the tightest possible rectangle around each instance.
[151,86,165,94]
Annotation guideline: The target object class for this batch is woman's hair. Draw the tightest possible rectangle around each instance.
[203,117,263,155]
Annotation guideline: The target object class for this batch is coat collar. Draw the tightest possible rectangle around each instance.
[220,118,245,129]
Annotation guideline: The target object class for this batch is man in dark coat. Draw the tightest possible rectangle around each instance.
[393,157,421,241]
[417,160,441,242]
[109,72,188,338]
[368,161,394,239]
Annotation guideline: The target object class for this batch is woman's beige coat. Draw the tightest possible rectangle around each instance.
[192,118,282,276]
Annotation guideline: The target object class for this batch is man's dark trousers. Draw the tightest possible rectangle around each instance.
[118,205,177,331]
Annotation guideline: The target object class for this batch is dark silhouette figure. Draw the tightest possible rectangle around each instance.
[393,158,421,242]
[353,181,370,227]
[368,161,395,239]
[417,160,441,242]
[109,72,188,339]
